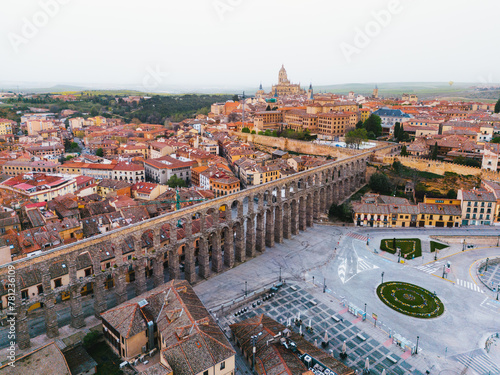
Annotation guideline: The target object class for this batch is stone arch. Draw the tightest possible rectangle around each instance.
[219,203,230,222]
[205,207,218,229]
[221,226,234,268]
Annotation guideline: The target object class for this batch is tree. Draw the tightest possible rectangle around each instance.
[167,175,186,188]
[431,142,438,160]
[345,128,368,149]
[400,145,408,156]
[397,124,405,142]
[394,122,401,141]
[495,97,500,113]
[355,121,363,129]
[232,94,239,101]
[328,202,353,222]
[90,106,99,116]
[369,173,393,195]
[95,148,104,157]
[266,105,271,111]
[447,189,457,199]
[241,127,250,133]
[363,114,382,137]
[490,136,500,143]
[251,130,256,134]
[83,330,101,349]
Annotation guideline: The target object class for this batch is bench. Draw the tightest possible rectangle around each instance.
[290,286,297,291]
[331,315,340,323]
[309,300,318,306]
[386,355,398,364]
[356,333,367,341]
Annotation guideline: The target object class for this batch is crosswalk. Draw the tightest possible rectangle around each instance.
[456,278,484,293]
[346,232,368,242]
[357,257,378,272]
[415,261,443,274]
[452,349,500,375]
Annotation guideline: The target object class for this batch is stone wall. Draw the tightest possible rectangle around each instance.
[431,235,500,246]
[383,155,500,182]
[231,132,396,159]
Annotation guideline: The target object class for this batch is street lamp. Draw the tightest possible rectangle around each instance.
[497,235,499,247]
[485,258,490,272]
[364,303,367,313]
[251,332,263,371]
[497,284,500,301]
[279,267,282,282]
[462,239,466,251]
[415,336,419,354]
[245,281,248,297]
[434,248,438,261]
[381,272,384,284]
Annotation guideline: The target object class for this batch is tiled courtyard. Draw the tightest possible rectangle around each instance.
[218,283,426,375]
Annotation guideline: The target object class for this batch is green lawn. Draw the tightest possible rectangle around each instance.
[430,241,448,253]
[377,281,444,318]
[380,238,422,259]
[87,341,123,375]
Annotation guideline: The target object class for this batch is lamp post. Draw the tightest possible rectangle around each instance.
[497,284,499,301]
[279,267,282,282]
[245,281,248,297]
[462,239,466,251]
[312,276,315,285]
[434,248,438,261]
[323,278,326,293]
[381,272,384,284]
[442,264,446,279]
[364,303,367,313]
[415,336,419,354]
[485,258,489,272]
[497,235,499,247]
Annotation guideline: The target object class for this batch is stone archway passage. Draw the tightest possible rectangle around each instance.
[377,281,444,319]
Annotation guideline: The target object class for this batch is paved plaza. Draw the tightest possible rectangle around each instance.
[195,225,500,375]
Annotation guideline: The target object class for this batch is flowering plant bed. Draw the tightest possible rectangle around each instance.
[380,238,422,259]
[377,281,444,318]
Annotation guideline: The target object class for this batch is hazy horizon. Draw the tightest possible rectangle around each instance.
[1,0,499,92]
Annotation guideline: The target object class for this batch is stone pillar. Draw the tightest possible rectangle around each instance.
[134,263,146,296]
[235,223,245,263]
[169,220,178,247]
[198,237,210,279]
[153,255,164,287]
[313,191,320,220]
[306,195,314,227]
[291,202,299,235]
[256,212,266,252]
[70,287,85,329]
[44,294,59,338]
[115,267,127,305]
[184,243,196,284]
[168,246,180,280]
[274,205,283,244]
[299,197,307,231]
[223,228,235,268]
[283,204,291,239]
[211,231,223,273]
[15,305,31,349]
[15,276,31,349]
[265,208,275,248]
[93,274,107,318]
[246,215,256,258]
[153,227,161,250]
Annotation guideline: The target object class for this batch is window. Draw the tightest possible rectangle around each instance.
[220,362,225,370]
[37,285,44,294]
[204,371,209,375]
[54,278,62,288]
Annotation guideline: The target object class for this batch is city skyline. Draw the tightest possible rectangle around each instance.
[1,0,499,91]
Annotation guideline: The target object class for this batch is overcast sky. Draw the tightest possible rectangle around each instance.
[1,0,499,91]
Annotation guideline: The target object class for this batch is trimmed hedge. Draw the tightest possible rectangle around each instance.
[380,238,422,259]
[430,241,448,253]
[377,281,444,319]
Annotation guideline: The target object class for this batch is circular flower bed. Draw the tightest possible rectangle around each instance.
[376,281,444,319]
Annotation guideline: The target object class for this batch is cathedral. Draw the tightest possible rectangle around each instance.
[270,65,306,96]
